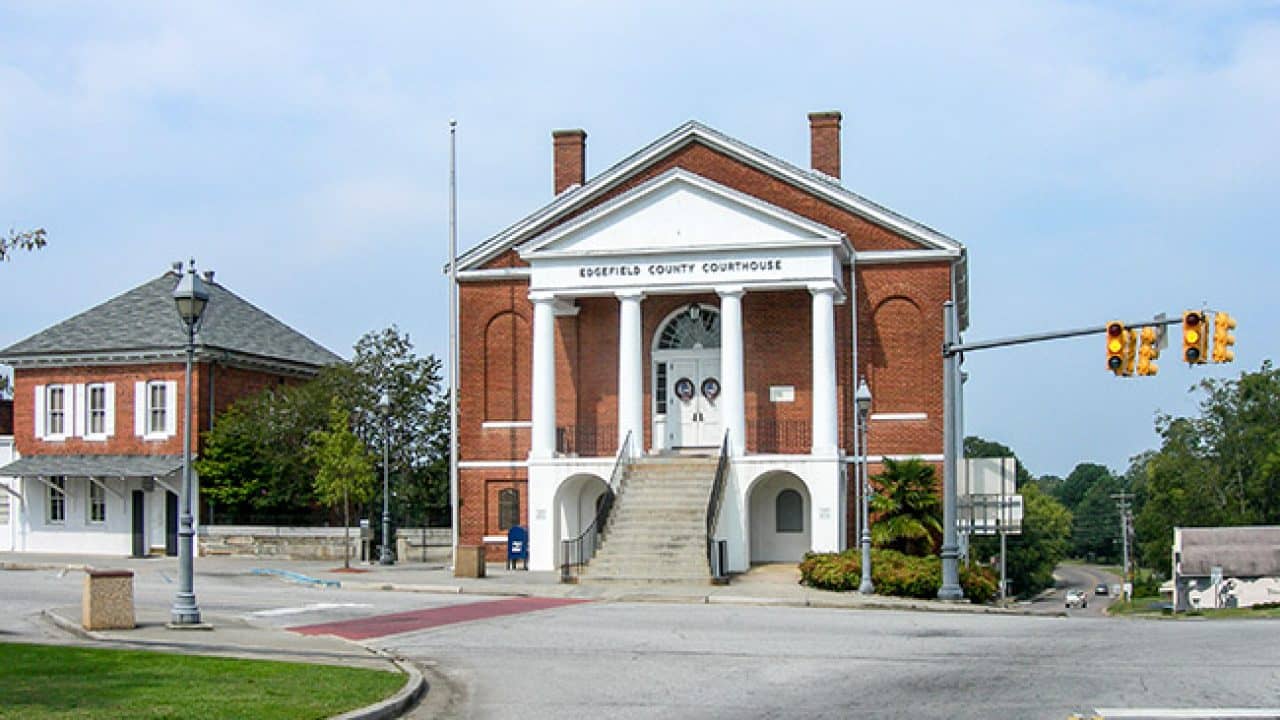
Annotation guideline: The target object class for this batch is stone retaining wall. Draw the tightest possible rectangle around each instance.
[200,526,361,561]
[200,525,454,562]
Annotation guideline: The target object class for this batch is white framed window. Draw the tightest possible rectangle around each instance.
[45,385,68,439]
[148,382,167,434]
[88,481,106,524]
[136,380,176,439]
[87,384,107,436]
[47,477,66,524]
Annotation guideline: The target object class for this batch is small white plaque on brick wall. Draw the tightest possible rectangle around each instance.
[769,386,795,402]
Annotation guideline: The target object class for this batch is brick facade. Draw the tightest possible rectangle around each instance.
[13,362,301,458]
[458,122,958,558]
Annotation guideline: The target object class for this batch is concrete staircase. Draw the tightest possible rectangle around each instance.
[579,455,718,584]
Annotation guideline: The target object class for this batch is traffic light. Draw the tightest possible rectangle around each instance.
[1137,326,1160,376]
[1123,328,1137,376]
[1212,311,1237,363]
[1182,311,1208,364]
[1106,321,1126,375]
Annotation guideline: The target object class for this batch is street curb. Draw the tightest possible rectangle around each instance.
[2,561,87,572]
[329,660,425,720]
[42,608,102,640]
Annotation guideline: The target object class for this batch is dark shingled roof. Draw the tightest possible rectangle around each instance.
[0,272,342,369]
[1180,526,1280,577]
[0,454,183,478]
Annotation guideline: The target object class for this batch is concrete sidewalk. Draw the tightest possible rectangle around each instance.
[1,551,1048,616]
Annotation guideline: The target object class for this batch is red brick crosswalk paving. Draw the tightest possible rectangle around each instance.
[288,597,589,640]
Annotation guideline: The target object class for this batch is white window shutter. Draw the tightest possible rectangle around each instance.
[135,382,146,436]
[73,384,86,437]
[34,385,46,440]
[165,380,178,436]
[104,383,116,436]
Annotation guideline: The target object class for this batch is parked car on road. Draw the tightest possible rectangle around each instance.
[1065,589,1088,609]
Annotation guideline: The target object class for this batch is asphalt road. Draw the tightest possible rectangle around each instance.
[1025,562,1123,617]
[4,563,1278,719]
[378,602,1279,720]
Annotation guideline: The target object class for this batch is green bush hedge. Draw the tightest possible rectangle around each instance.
[799,549,999,604]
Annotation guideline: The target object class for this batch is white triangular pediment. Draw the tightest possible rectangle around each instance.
[519,169,844,259]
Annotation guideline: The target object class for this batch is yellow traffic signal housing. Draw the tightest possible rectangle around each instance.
[1182,311,1208,364]
[1212,311,1237,363]
[1137,326,1160,376]
[1122,328,1137,376]
[1106,321,1126,375]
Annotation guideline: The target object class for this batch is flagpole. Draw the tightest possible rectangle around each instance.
[448,119,460,570]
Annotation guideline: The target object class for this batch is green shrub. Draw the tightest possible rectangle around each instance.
[1132,569,1163,597]
[799,549,999,603]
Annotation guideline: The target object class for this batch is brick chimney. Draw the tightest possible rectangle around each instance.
[552,129,587,195]
[808,111,842,179]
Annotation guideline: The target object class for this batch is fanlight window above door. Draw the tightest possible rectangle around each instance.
[657,305,720,350]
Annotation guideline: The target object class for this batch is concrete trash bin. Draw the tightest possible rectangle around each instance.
[454,545,486,578]
[83,569,135,630]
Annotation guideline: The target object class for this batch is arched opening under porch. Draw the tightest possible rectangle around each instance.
[746,470,812,564]
[552,473,610,565]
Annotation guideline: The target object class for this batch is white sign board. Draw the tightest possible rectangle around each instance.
[959,457,1022,535]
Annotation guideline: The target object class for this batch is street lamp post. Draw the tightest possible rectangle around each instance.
[378,391,393,565]
[171,259,208,626]
[856,378,874,595]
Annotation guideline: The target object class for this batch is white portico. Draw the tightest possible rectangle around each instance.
[519,168,854,573]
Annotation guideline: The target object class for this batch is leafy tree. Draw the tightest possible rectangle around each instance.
[0,228,46,262]
[870,458,943,556]
[1069,473,1124,562]
[971,483,1071,597]
[196,325,449,531]
[328,326,449,528]
[196,376,334,523]
[1055,462,1113,513]
[1134,362,1280,574]
[308,401,377,568]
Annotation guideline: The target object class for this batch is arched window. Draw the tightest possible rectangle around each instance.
[657,305,720,349]
[775,489,803,533]
[498,488,520,531]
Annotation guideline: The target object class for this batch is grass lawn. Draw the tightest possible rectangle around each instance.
[0,642,405,720]
[1108,597,1280,619]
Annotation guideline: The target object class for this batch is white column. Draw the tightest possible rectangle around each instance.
[718,286,746,454]
[530,294,558,459]
[810,284,839,455]
[617,291,645,456]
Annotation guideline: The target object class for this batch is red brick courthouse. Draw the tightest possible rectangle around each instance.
[453,112,968,577]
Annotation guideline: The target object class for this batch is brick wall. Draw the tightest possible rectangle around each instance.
[14,362,306,457]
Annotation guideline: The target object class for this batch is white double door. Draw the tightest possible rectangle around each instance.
[664,354,722,448]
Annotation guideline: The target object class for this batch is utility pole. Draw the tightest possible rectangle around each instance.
[1111,492,1134,601]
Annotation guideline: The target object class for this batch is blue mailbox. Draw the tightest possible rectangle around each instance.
[506,526,529,570]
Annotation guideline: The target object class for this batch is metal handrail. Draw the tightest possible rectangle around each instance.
[560,431,632,582]
[706,430,731,581]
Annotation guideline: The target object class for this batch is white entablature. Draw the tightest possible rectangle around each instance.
[518,169,852,297]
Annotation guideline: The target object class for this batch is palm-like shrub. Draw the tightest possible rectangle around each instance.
[869,457,943,556]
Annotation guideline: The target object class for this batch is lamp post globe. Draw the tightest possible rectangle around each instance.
[855,378,874,595]
[170,259,209,626]
[378,391,393,565]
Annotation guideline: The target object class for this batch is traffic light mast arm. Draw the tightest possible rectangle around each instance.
[944,317,1182,357]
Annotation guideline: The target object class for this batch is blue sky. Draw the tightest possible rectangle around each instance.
[2,2,1276,479]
